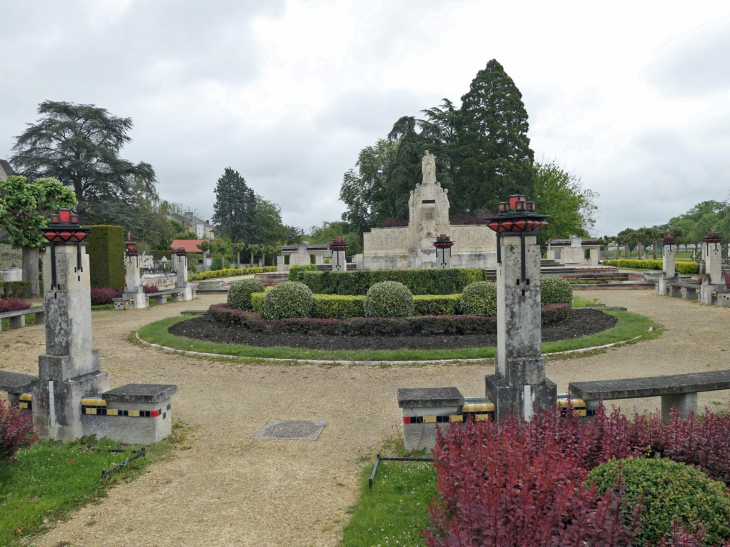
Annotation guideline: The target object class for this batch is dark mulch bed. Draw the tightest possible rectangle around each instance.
[168,308,617,351]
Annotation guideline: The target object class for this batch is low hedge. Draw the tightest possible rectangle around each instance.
[288,264,318,282]
[0,281,32,299]
[300,268,486,295]
[189,266,276,281]
[413,294,461,315]
[208,303,570,335]
[605,258,698,274]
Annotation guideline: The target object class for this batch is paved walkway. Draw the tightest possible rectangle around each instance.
[2,290,729,546]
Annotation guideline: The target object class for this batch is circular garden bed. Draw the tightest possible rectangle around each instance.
[169,307,617,351]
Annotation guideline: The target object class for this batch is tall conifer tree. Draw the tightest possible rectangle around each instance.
[455,59,534,213]
[212,168,260,243]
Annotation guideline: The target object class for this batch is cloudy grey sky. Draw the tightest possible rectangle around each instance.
[2,0,730,236]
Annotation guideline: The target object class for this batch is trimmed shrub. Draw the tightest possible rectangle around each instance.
[189,266,276,281]
[413,294,461,316]
[364,281,414,318]
[1,398,39,465]
[300,269,486,295]
[312,294,365,318]
[0,281,32,299]
[0,297,32,313]
[227,279,265,311]
[541,303,570,324]
[86,225,125,289]
[458,281,497,316]
[142,284,158,294]
[251,291,265,315]
[262,282,313,320]
[288,264,318,283]
[541,276,573,305]
[587,458,730,545]
[605,258,699,274]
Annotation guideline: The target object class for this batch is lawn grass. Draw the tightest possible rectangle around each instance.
[137,308,659,362]
[342,457,436,547]
[0,423,186,545]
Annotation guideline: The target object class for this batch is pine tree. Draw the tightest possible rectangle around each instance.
[212,168,259,243]
[455,60,535,213]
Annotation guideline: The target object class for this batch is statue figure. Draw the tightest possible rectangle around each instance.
[422,150,437,185]
[419,220,438,239]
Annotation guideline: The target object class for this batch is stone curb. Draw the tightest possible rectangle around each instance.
[135,330,649,366]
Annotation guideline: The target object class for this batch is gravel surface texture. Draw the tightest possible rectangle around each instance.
[1,291,729,546]
[169,308,617,350]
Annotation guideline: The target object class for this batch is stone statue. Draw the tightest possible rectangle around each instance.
[419,220,438,239]
[422,150,437,185]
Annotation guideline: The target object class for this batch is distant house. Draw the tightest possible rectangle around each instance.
[0,159,16,180]
[168,212,215,239]
[170,239,211,267]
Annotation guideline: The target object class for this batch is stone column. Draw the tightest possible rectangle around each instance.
[658,236,677,296]
[173,250,193,301]
[484,196,556,421]
[701,232,723,304]
[122,251,148,309]
[32,211,109,441]
[330,237,349,272]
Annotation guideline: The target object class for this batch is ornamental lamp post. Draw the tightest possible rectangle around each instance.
[433,234,454,269]
[40,209,89,290]
[482,195,556,421]
[330,237,349,272]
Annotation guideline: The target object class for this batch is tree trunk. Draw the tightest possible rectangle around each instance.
[236,251,240,268]
[262,253,266,267]
[202,251,208,271]
[653,238,658,260]
[250,251,254,267]
[22,247,41,298]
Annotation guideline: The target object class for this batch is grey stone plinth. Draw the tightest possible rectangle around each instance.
[485,374,557,422]
[397,387,463,408]
[38,350,101,382]
[661,392,697,422]
[82,397,174,445]
[103,384,178,403]
[9,315,25,329]
[0,370,39,394]
[32,371,110,442]
[153,294,167,305]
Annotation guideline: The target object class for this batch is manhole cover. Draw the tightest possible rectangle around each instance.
[251,420,328,441]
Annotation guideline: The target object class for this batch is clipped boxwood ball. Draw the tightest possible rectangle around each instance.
[262,281,313,320]
[363,281,414,318]
[587,458,730,545]
[459,281,497,317]
[541,276,572,305]
[227,279,265,311]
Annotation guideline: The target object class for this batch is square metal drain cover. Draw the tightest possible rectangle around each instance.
[252,420,327,441]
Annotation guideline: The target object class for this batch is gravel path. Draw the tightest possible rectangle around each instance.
[1,290,729,546]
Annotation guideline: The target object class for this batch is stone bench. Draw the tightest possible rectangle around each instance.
[81,383,178,445]
[0,308,45,331]
[666,281,700,300]
[147,289,186,305]
[0,370,39,407]
[569,369,730,422]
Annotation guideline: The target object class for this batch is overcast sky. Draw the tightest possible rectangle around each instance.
[2,0,730,236]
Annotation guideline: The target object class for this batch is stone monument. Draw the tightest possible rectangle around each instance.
[121,234,148,310]
[330,237,349,271]
[361,151,496,270]
[483,195,557,421]
[27,210,178,444]
[700,231,724,304]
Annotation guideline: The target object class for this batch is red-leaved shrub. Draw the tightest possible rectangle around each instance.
[426,404,730,546]
[0,398,39,465]
[0,297,32,313]
[142,284,159,294]
[90,287,119,305]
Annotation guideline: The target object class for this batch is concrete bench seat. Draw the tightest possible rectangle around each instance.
[147,289,185,305]
[666,281,700,300]
[0,307,45,331]
[569,369,730,421]
[0,370,39,406]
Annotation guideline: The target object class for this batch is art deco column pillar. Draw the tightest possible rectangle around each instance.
[483,195,557,421]
[32,209,110,441]
[657,235,676,296]
[122,235,148,309]
[173,248,193,300]
[330,237,349,272]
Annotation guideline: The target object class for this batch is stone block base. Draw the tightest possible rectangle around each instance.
[153,295,167,305]
[82,397,174,445]
[32,371,111,442]
[397,387,464,451]
[9,315,25,329]
[484,374,557,422]
[669,285,682,298]
[174,285,193,301]
[661,392,697,422]
[681,287,697,301]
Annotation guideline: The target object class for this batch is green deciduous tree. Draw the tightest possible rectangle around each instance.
[196,240,211,271]
[212,168,259,243]
[10,101,156,203]
[0,176,77,296]
[532,161,599,245]
[454,59,535,214]
[255,195,286,245]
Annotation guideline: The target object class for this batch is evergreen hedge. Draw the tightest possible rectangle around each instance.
[605,258,699,274]
[0,281,32,299]
[86,225,125,289]
[300,268,486,295]
[189,266,276,281]
[363,281,414,318]
[288,264,318,282]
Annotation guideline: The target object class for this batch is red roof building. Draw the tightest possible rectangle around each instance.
[170,239,206,253]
